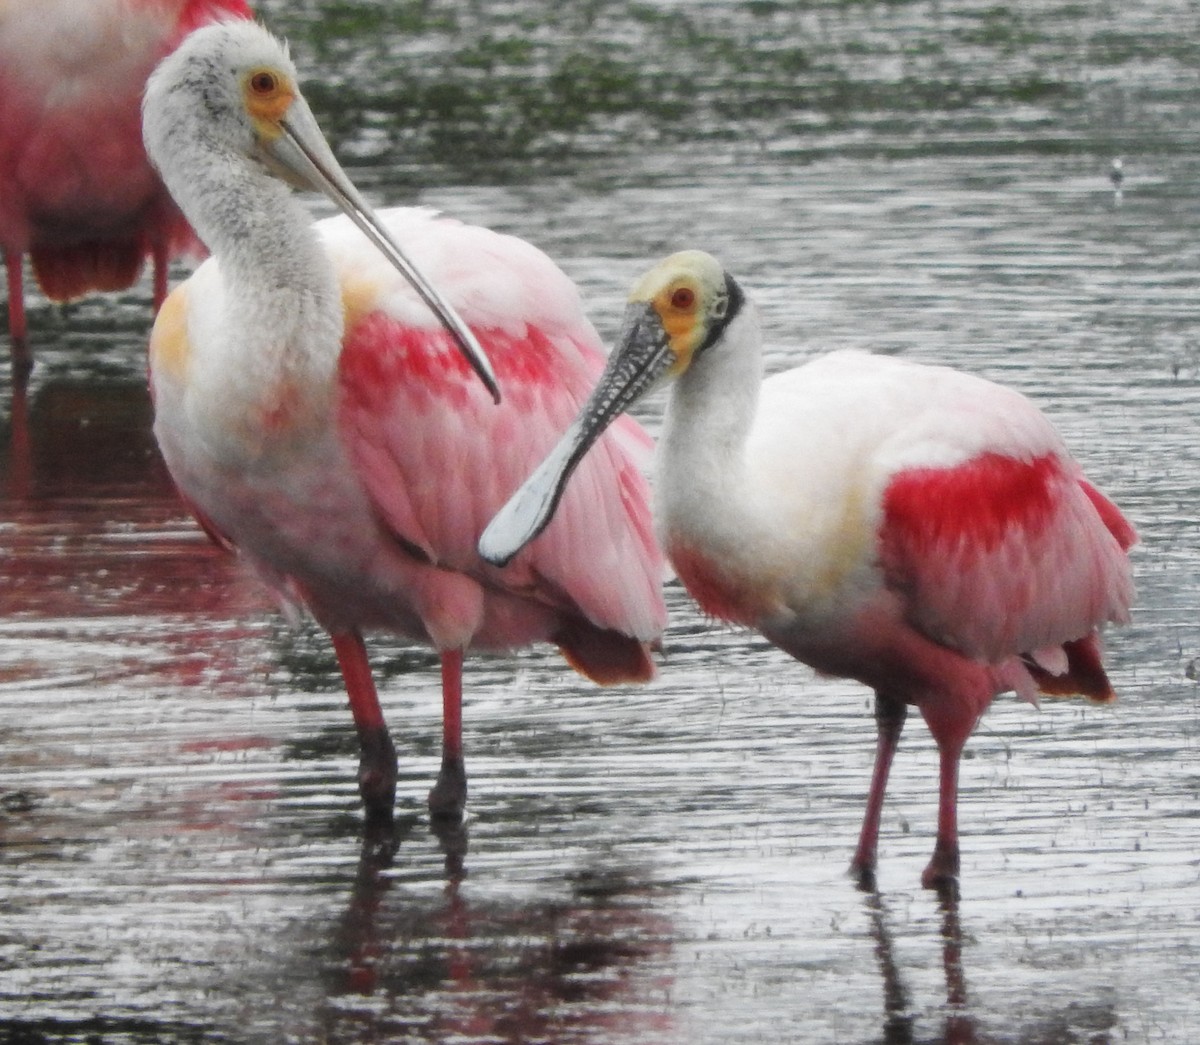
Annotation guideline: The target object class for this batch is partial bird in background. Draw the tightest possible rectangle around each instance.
[0,0,252,378]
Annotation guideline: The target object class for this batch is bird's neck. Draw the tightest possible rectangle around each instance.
[201,157,342,354]
[657,307,763,549]
[166,143,344,430]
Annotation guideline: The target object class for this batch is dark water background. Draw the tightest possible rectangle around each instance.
[2,1,1199,1042]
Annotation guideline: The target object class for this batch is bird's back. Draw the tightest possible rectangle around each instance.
[331,209,667,650]
[743,350,1133,667]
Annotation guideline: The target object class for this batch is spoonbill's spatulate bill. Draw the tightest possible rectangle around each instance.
[0,0,253,376]
[143,21,665,832]
[482,249,1136,889]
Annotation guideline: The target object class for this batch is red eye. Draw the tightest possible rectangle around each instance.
[250,71,277,95]
[671,287,695,310]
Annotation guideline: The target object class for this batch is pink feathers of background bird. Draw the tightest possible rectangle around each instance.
[0,0,251,357]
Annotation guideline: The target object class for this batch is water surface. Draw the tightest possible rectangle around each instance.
[2,1,1199,1042]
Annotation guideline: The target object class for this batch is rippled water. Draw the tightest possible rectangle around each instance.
[3,1,1200,1042]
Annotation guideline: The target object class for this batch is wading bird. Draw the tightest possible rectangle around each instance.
[481,250,1135,890]
[142,22,664,831]
[0,0,252,377]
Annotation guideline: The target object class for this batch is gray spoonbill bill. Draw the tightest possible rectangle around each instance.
[480,250,1136,889]
[142,21,665,833]
[0,0,252,378]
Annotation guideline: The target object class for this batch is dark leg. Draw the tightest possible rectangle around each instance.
[428,649,467,823]
[851,691,907,888]
[5,251,32,381]
[332,630,397,829]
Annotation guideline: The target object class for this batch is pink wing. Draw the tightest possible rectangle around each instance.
[879,450,1135,663]
[337,315,666,644]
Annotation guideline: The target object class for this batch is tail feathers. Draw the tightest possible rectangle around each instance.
[1080,479,1138,551]
[30,241,145,301]
[1023,633,1115,704]
[553,617,657,686]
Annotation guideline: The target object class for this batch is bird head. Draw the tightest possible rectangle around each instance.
[477,250,745,566]
[142,20,501,402]
[620,250,745,380]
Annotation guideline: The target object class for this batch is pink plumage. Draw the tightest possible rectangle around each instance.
[0,0,251,368]
[151,207,666,826]
[880,451,1133,668]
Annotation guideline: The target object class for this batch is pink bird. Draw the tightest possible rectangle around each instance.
[0,0,251,376]
[481,250,1136,891]
[142,23,665,831]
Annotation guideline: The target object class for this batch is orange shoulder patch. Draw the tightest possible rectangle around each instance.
[149,286,191,383]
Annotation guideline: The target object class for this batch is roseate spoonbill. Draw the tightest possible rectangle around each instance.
[481,250,1136,889]
[142,22,665,831]
[0,0,252,377]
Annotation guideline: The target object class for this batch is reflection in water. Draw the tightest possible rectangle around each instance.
[867,888,979,1045]
[3,378,30,501]
[865,888,1121,1045]
[317,828,677,1045]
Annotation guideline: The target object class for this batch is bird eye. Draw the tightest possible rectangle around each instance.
[250,71,278,95]
[670,287,696,310]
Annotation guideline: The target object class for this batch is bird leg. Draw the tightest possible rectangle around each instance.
[851,692,907,889]
[332,630,397,829]
[151,239,170,313]
[5,251,32,381]
[428,648,468,824]
[921,735,964,892]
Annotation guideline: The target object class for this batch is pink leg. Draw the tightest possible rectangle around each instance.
[150,239,170,313]
[332,630,397,825]
[921,736,965,891]
[5,250,31,380]
[428,649,468,822]
[851,693,907,887]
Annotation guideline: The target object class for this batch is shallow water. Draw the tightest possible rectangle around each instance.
[3,1,1200,1042]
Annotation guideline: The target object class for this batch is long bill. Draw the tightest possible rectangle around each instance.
[478,301,674,566]
[264,101,502,404]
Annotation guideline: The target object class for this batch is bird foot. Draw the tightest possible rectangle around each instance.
[357,726,398,821]
[428,756,467,825]
[921,842,960,894]
[849,859,879,894]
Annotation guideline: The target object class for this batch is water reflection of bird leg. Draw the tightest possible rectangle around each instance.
[938,890,979,1044]
[341,833,402,996]
[864,889,980,1045]
[3,372,32,501]
[440,875,487,1038]
[863,888,916,1044]
[431,812,469,881]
